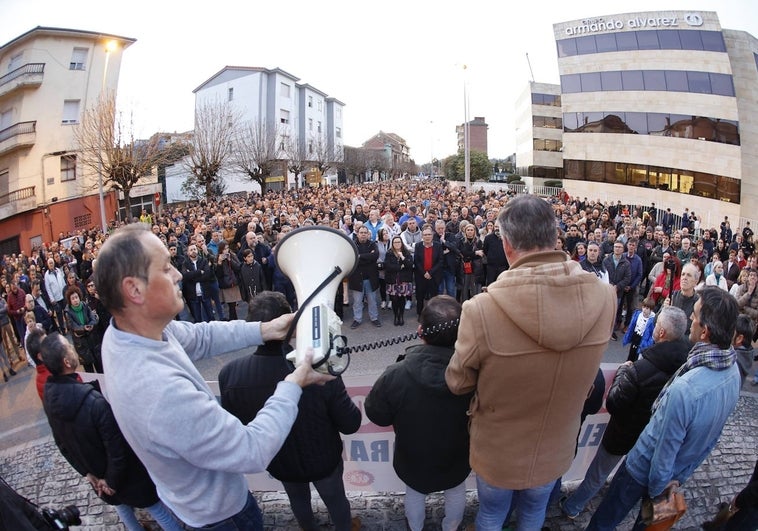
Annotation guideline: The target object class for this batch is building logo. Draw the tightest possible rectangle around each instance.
[684,13,704,26]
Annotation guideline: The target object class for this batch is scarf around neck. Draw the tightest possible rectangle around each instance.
[651,341,736,412]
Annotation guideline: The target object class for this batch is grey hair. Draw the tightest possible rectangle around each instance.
[496,195,556,252]
[657,306,687,340]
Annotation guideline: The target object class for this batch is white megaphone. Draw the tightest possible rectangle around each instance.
[275,226,358,374]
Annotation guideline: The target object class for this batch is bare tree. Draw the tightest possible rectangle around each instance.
[232,120,281,194]
[309,132,341,183]
[74,92,165,215]
[342,146,369,184]
[281,134,308,189]
[185,99,240,200]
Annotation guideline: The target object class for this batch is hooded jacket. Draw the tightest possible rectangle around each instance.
[445,250,616,489]
[43,374,159,508]
[365,344,473,494]
[602,336,691,455]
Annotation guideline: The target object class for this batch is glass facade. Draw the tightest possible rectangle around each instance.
[561,70,735,96]
[533,138,563,152]
[557,29,726,57]
[531,93,562,106]
[533,116,563,129]
[564,159,740,203]
[562,112,739,145]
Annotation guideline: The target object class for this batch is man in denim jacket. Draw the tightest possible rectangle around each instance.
[586,286,742,530]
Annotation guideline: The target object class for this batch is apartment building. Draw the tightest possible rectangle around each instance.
[456,116,488,156]
[552,10,758,226]
[0,26,134,254]
[192,66,345,190]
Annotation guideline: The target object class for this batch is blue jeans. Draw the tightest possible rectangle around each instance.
[207,281,225,320]
[475,475,554,531]
[350,279,379,323]
[179,492,262,531]
[563,443,624,517]
[438,270,457,298]
[585,460,647,531]
[114,501,182,531]
[282,462,352,531]
[188,297,214,323]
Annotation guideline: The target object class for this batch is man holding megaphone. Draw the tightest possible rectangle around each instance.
[93,224,334,531]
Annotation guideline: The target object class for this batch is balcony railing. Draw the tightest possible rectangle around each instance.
[0,63,45,97]
[0,186,35,207]
[0,121,36,156]
[0,121,36,142]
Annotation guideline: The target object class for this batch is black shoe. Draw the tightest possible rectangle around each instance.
[350,320,361,329]
[394,316,399,326]
[399,315,404,326]
[8,368,16,376]
[611,332,618,341]
[371,320,382,327]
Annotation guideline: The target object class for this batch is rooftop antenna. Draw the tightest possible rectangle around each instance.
[526,52,535,83]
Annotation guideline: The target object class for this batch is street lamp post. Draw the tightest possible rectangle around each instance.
[463,65,470,189]
[97,40,118,234]
[429,120,434,178]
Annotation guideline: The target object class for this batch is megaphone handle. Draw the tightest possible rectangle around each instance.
[283,266,343,354]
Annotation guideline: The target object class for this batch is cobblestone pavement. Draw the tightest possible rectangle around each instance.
[1,394,755,530]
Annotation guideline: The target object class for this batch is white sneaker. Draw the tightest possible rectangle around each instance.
[380,301,386,309]
[405,300,411,310]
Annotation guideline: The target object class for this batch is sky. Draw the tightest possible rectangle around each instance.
[2,0,757,163]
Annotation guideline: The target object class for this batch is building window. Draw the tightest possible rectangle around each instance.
[336,127,342,139]
[228,87,234,101]
[560,69,735,97]
[317,100,323,112]
[557,29,726,57]
[308,118,313,131]
[60,155,76,181]
[280,109,290,124]
[308,141,313,154]
[62,100,80,124]
[70,48,88,70]
[563,158,740,203]
[280,82,291,98]
[308,95,313,108]
[531,93,561,106]
[563,111,739,145]
[8,53,23,72]
[0,169,8,186]
[317,121,322,133]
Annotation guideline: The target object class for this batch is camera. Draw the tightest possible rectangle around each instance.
[664,258,676,271]
[42,506,81,529]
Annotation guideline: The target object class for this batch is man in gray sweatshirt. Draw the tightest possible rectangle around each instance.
[94,223,332,530]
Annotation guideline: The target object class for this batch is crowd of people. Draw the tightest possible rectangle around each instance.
[0,177,756,530]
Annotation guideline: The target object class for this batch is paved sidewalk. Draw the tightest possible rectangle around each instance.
[1,393,755,530]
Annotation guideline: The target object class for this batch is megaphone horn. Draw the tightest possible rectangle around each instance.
[275,226,358,374]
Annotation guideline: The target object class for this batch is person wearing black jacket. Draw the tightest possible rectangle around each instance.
[482,226,509,286]
[603,241,631,340]
[218,292,361,531]
[433,220,461,298]
[348,226,381,328]
[365,295,472,531]
[384,236,414,326]
[237,249,267,306]
[41,333,180,531]
[559,306,690,520]
[181,243,215,323]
